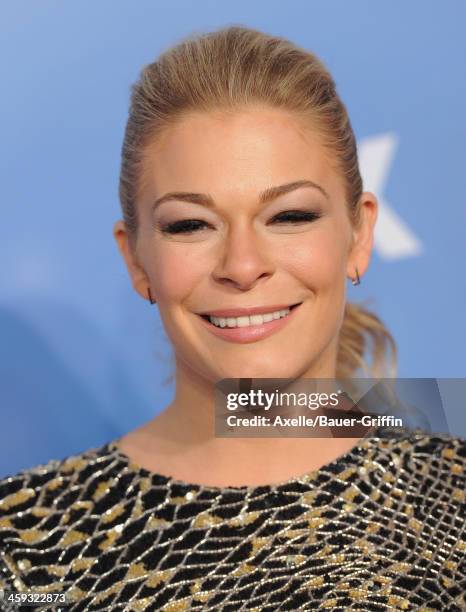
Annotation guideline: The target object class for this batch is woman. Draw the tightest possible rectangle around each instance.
[1,25,464,611]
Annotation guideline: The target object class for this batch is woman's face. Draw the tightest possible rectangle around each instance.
[115,106,377,382]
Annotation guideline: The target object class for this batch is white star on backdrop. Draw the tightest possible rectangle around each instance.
[358,133,423,261]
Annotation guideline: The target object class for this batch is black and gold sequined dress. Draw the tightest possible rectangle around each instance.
[0,428,465,611]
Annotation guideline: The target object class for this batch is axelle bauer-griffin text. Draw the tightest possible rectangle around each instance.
[226,415,403,428]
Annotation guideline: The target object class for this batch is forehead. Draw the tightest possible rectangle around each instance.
[140,106,344,202]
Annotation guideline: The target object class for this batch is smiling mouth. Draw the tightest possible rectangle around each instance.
[199,303,302,329]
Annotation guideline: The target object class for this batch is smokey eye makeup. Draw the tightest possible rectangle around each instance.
[156,209,323,235]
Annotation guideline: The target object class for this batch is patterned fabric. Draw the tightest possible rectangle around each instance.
[0,428,465,611]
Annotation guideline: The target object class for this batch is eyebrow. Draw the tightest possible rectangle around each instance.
[151,179,329,212]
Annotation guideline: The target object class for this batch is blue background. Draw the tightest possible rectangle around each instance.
[1,1,465,477]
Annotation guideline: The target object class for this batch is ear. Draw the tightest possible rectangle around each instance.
[346,192,378,280]
[113,220,151,301]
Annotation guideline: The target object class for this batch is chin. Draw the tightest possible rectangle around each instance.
[211,360,306,382]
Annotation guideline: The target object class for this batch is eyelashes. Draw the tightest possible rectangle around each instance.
[161,219,209,234]
[159,210,323,235]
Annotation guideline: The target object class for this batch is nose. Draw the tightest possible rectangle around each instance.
[212,224,275,291]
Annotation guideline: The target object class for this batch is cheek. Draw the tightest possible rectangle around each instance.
[281,229,347,288]
[149,245,205,300]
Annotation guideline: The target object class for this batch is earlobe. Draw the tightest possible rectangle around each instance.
[113,220,128,260]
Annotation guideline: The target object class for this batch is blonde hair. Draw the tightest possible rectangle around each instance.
[119,25,397,380]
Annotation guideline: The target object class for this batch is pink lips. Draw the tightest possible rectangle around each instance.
[197,303,302,344]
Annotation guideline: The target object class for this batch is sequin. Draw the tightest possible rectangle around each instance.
[388,595,410,608]
[0,488,36,511]
[46,476,64,491]
[408,517,423,532]
[126,562,147,579]
[163,600,190,611]
[146,516,170,530]
[192,511,222,528]
[0,428,464,611]
[30,506,50,517]
[60,529,89,546]
[92,479,114,501]
[145,569,174,588]
[19,528,47,544]
[341,484,359,501]
[305,575,325,588]
[16,559,31,571]
[70,558,93,571]
[100,505,123,525]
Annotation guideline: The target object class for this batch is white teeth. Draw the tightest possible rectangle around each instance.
[208,307,291,328]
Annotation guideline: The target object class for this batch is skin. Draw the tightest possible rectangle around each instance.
[113,105,378,487]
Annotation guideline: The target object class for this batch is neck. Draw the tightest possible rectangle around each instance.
[141,344,365,486]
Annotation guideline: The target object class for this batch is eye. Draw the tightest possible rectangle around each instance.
[270,210,322,224]
[159,210,322,235]
[160,219,211,234]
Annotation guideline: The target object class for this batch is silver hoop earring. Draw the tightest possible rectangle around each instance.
[147,287,156,304]
[351,268,361,286]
